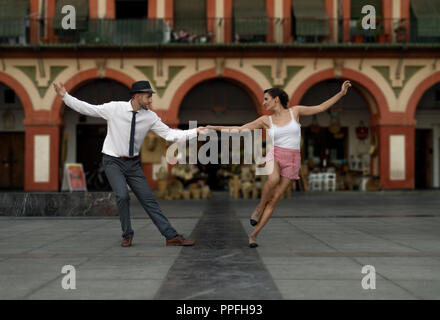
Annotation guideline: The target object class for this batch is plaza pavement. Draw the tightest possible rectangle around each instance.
[0,191,439,300]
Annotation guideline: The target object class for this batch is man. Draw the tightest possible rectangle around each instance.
[53,80,204,247]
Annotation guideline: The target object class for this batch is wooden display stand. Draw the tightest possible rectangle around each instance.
[232,175,240,199]
[299,164,309,192]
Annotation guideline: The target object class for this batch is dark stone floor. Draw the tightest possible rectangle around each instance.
[155,193,282,299]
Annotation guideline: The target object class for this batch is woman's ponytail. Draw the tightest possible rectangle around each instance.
[264,88,289,108]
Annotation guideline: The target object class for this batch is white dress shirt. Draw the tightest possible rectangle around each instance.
[63,93,197,158]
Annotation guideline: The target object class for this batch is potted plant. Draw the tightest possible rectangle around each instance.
[377,33,388,43]
[394,20,407,43]
[353,18,365,43]
[375,16,388,43]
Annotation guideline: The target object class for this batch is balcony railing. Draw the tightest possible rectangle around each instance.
[0,17,439,47]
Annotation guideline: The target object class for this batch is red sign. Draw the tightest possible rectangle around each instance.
[65,164,87,191]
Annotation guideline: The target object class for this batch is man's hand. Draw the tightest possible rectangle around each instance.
[340,80,351,96]
[53,82,67,98]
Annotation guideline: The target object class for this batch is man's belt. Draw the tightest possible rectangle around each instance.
[119,155,140,161]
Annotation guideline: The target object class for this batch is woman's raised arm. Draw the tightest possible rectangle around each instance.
[296,80,351,117]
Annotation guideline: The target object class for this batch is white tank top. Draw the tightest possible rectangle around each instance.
[269,108,301,150]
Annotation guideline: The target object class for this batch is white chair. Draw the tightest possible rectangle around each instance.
[309,173,323,191]
[307,173,316,191]
[317,173,325,191]
[323,172,336,191]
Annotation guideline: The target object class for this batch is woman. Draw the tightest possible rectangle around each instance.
[207,80,352,248]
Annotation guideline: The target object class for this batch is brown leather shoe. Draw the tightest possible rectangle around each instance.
[121,237,133,247]
[166,235,195,246]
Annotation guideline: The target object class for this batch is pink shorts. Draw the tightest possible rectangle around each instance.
[266,146,301,180]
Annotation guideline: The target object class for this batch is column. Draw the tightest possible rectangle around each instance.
[341,0,350,42]
[432,125,440,188]
[29,0,41,44]
[45,0,57,43]
[25,122,62,191]
[273,0,283,43]
[266,0,275,43]
[223,0,233,43]
[325,0,337,43]
[207,0,217,41]
[377,124,415,189]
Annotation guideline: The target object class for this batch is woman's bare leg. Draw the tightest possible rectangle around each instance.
[256,162,280,210]
[251,162,280,225]
[251,176,292,239]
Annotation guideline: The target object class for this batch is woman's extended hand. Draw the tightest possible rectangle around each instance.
[340,80,352,96]
[197,126,210,134]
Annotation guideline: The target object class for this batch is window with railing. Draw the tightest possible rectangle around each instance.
[1,0,440,46]
[115,0,148,19]
[172,0,211,43]
[409,0,440,43]
[233,0,268,43]
[93,0,157,45]
[0,0,29,45]
[349,0,383,43]
[291,0,330,43]
[52,0,88,43]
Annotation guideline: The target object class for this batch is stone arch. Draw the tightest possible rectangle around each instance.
[287,67,395,188]
[288,68,391,125]
[0,71,33,120]
[167,67,266,125]
[51,68,135,122]
[406,71,440,121]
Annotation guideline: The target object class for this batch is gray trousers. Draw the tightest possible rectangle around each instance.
[102,154,178,240]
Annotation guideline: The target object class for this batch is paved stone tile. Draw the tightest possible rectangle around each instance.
[0,258,87,299]
[27,279,163,300]
[261,257,384,280]
[74,257,176,280]
[392,280,440,300]
[389,239,440,252]
[102,246,182,257]
[273,279,418,300]
[353,257,440,281]
[1,191,440,300]
[131,199,206,219]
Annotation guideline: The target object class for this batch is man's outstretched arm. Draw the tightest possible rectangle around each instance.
[53,82,113,120]
[150,116,206,142]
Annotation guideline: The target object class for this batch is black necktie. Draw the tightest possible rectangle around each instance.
[129,111,137,157]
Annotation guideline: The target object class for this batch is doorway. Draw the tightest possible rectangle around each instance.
[178,78,258,191]
[415,129,432,189]
[115,0,148,19]
[0,132,25,190]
